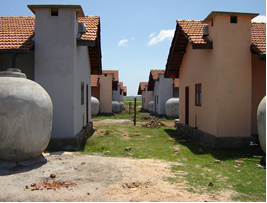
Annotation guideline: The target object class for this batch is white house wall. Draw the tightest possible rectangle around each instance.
[112,86,121,102]
[34,7,77,139]
[158,74,173,115]
[74,46,91,135]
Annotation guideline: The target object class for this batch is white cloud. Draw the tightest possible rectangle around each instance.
[148,29,175,46]
[132,37,135,40]
[252,15,266,23]
[118,39,128,46]
[149,32,156,38]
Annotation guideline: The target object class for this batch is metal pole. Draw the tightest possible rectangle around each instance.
[134,98,136,126]
[129,102,131,114]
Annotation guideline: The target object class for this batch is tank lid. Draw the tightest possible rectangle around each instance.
[0,68,27,78]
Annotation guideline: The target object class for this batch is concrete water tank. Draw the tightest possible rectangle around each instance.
[91,96,100,116]
[120,102,125,111]
[257,96,266,153]
[165,98,179,118]
[148,101,154,113]
[0,68,53,161]
[112,101,121,113]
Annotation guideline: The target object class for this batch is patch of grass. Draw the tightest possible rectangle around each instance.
[80,123,266,202]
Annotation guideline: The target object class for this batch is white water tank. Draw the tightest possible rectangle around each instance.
[165,98,179,118]
[91,96,100,116]
[120,102,125,111]
[0,69,53,161]
[257,96,266,153]
[148,101,154,113]
[112,101,121,113]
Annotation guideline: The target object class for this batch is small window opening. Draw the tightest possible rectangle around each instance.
[211,19,213,26]
[195,83,202,106]
[51,9,58,16]
[230,16,237,23]
[104,74,107,76]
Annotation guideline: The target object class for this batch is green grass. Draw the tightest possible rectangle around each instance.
[83,112,266,201]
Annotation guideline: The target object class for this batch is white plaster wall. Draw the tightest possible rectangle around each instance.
[112,86,121,102]
[74,46,91,135]
[153,81,159,113]
[34,7,77,138]
[144,86,153,109]
[158,74,173,115]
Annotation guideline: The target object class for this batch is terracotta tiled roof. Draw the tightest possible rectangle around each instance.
[251,23,266,55]
[173,78,179,87]
[148,70,165,91]
[118,82,123,87]
[0,16,35,49]
[137,82,148,95]
[91,75,99,87]
[150,70,165,80]
[78,16,100,41]
[123,86,127,96]
[0,16,100,50]
[102,70,119,82]
[177,20,209,45]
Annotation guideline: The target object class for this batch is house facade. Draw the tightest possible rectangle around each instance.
[138,82,153,111]
[165,11,266,147]
[91,70,126,114]
[148,70,174,116]
[0,5,102,149]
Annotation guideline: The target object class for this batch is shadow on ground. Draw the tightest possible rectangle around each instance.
[164,128,265,163]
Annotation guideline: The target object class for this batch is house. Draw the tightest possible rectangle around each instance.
[91,70,126,114]
[137,82,153,111]
[0,4,102,150]
[164,11,266,147]
[147,69,176,116]
[118,82,127,102]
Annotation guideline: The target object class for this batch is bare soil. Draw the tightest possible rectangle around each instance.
[0,120,236,202]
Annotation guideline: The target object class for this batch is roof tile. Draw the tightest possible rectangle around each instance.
[102,70,119,82]
[0,15,100,50]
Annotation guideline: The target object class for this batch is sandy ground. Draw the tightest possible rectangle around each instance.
[0,119,236,202]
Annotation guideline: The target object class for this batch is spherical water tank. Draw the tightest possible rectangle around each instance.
[112,101,121,113]
[148,101,154,113]
[0,69,53,161]
[165,98,179,118]
[91,96,100,116]
[257,96,266,153]
[120,102,125,111]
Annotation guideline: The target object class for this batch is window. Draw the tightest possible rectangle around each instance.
[81,82,84,105]
[51,9,58,16]
[211,19,213,26]
[195,83,201,106]
[230,16,237,23]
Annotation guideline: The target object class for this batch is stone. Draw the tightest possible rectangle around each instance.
[125,147,131,151]
[214,160,221,163]
[50,174,56,178]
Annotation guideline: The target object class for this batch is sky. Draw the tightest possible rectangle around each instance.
[0,0,266,96]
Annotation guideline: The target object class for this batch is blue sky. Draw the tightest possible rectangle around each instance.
[0,0,266,96]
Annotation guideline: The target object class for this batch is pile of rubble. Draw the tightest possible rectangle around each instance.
[25,180,77,191]
[141,119,166,128]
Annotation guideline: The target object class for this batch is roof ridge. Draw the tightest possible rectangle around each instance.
[252,22,266,24]
[84,15,100,18]
[177,19,203,22]
[1,16,35,18]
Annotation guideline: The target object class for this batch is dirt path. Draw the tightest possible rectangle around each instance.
[0,120,235,202]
